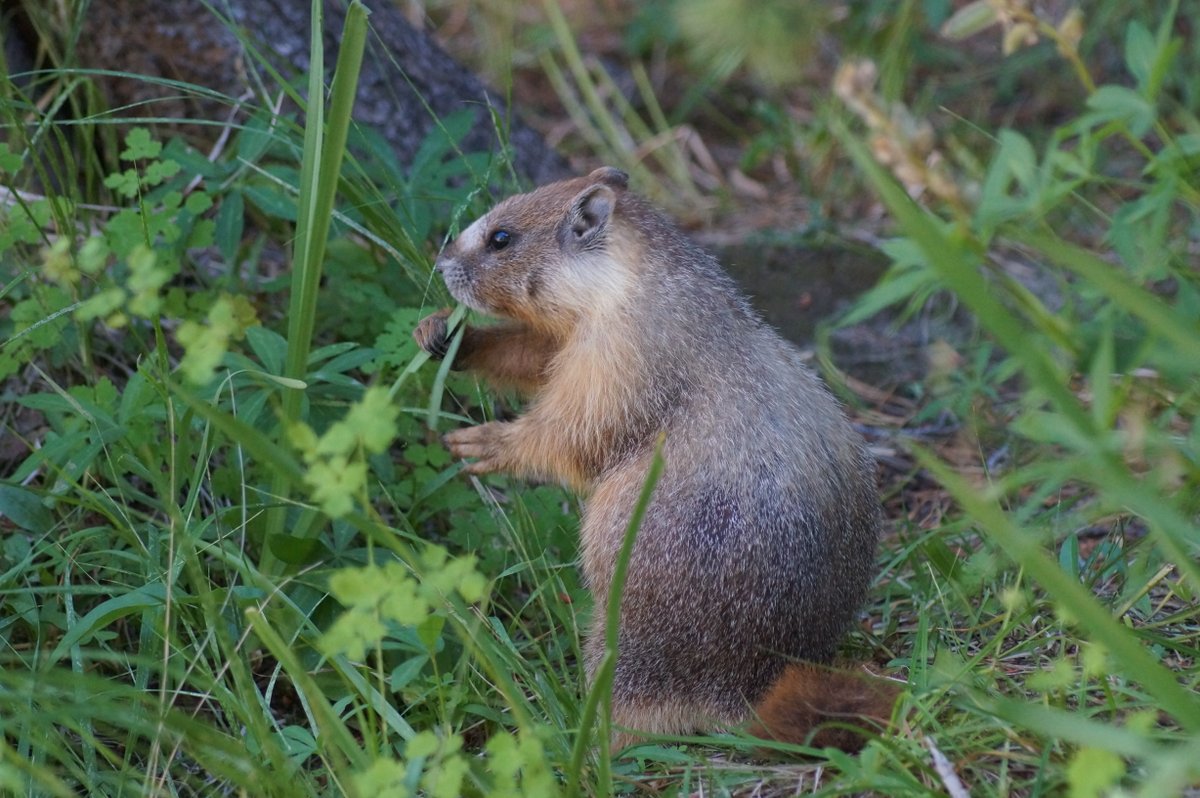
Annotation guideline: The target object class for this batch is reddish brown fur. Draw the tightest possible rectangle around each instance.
[415,309,561,395]
[749,665,900,752]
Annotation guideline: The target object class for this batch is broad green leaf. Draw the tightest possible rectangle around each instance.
[235,109,276,162]
[49,582,169,663]
[0,485,53,533]
[1149,133,1200,172]
[939,0,997,39]
[1085,85,1155,138]
[246,325,288,375]
[266,533,330,565]
[242,182,298,221]
[978,129,1038,228]
[389,656,429,691]
[1123,21,1156,93]
[276,725,318,762]
[215,189,245,264]
[0,142,22,173]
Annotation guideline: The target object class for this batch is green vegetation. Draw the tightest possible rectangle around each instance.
[2,0,1198,795]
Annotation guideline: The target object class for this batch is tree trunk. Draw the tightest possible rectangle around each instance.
[8,0,569,184]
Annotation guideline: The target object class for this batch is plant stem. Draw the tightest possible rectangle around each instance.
[260,0,369,575]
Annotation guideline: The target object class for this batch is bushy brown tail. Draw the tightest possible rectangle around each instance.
[748,664,900,752]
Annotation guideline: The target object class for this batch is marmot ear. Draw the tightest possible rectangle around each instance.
[562,183,617,252]
[586,166,629,189]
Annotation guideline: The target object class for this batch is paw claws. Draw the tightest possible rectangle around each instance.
[443,423,506,475]
[413,308,454,359]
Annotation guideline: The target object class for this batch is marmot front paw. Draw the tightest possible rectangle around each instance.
[444,422,509,474]
[413,308,454,359]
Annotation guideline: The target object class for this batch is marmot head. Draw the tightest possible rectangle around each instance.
[435,167,635,332]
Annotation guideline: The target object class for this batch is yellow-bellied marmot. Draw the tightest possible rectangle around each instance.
[414,167,892,750]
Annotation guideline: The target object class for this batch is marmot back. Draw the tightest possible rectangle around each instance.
[415,167,890,749]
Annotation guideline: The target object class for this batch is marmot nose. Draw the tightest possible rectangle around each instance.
[433,256,447,274]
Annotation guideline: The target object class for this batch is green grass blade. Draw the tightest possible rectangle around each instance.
[1018,229,1200,362]
[261,1,369,574]
[919,449,1200,732]
[566,437,665,795]
[169,381,304,484]
[834,119,1094,435]
[426,305,469,430]
[984,699,1170,759]
[245,608,367,774]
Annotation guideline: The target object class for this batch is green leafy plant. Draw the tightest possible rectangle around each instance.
[0,1,586,794]
[9,0,1199,794]
[833,1,1200,793]
[537,0,706,217]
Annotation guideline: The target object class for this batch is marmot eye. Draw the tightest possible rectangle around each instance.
[487,229,511,251]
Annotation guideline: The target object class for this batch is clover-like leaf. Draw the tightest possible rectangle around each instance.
[305,455,366,518]
[120,127,162,161]
[350,759,408,798]
[0,142,23,174]
[320,609,386,662]
[144,159,181,187]
[1066,747,1125,798]
[344,386,400,455]
[104,168,141,199]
